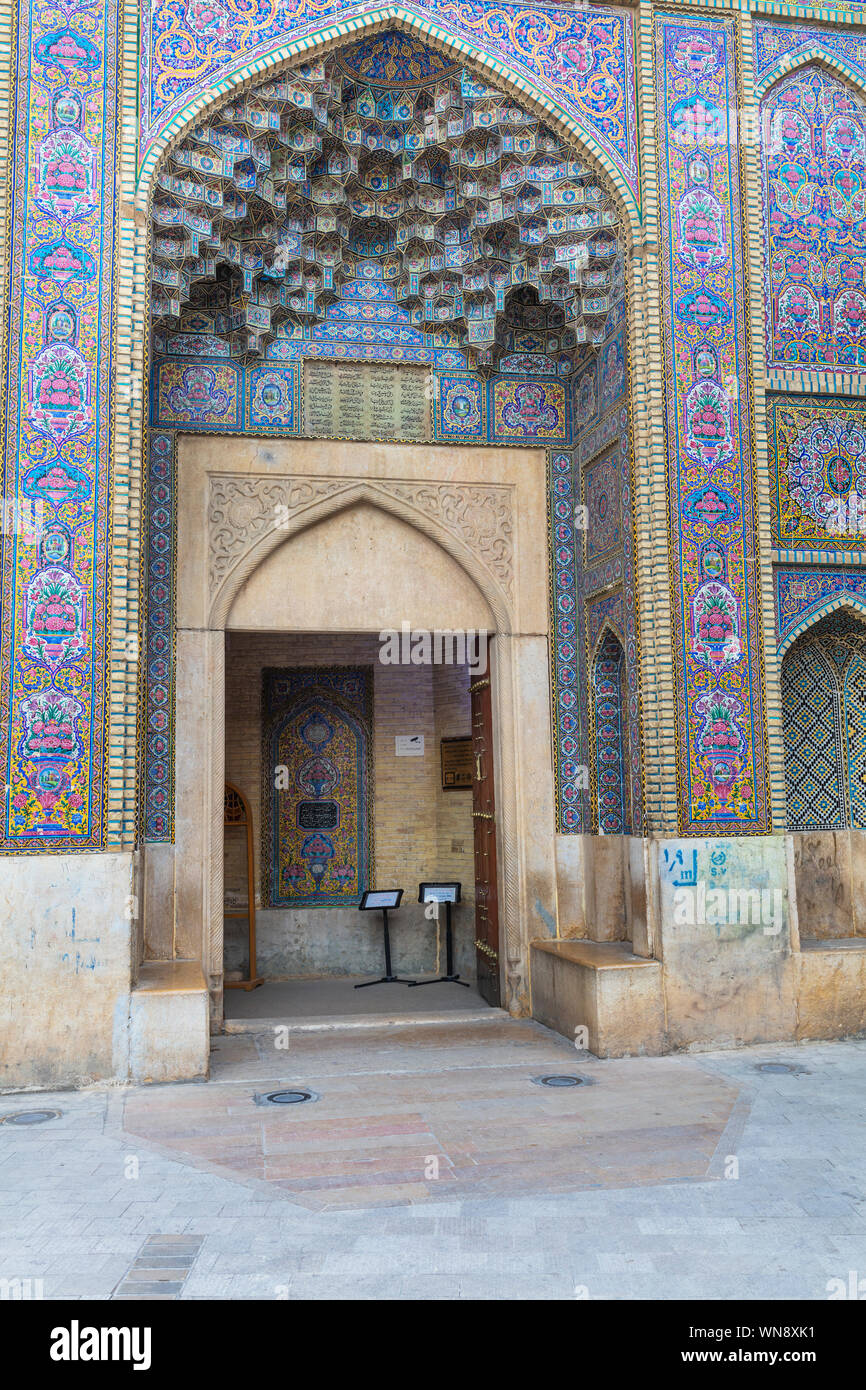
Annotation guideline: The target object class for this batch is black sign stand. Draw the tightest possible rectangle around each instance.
[355,902,412,988]
[410,899,470,988]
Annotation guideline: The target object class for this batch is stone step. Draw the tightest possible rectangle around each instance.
[224,1007,507,1035]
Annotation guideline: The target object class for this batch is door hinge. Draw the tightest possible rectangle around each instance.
[472,810,495,821]
[469,678,490,694]
[475,939,498,961]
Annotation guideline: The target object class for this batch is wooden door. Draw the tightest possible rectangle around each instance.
[471,661,501,1007]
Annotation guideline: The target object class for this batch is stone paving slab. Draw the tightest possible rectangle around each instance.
[0,1026,864,1299]
[122,1019,741,1210]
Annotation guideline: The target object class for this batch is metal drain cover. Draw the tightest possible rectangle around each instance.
[256,1089,318,1107]
[755,1062,807,1075]
[531,1074,589,1088]
[1,1109,61,1125]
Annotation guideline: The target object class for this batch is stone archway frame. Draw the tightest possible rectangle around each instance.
[171,436,554,1018]
[206,475,515,634]
[111,4,660,847]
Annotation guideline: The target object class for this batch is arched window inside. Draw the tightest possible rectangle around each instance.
[591,626,630,835]
[782,611,866,829]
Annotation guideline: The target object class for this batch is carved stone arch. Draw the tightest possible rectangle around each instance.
[779,595,866,660]
[207,476,514,634]
[756,49,866,104]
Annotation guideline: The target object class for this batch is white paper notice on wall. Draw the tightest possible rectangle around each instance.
[395,735,425,757]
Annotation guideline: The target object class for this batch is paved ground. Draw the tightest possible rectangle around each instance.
[125,1020,741,1208]
[1,1019,865,1300]
[224,976,489,1021]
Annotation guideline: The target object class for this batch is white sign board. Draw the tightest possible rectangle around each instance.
[395,735,425,757]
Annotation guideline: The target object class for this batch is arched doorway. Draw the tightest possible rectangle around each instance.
[219,490,499,1009]
[161,434,552,1025]
[781,609,866,830]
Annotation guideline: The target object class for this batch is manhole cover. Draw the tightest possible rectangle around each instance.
[1,1109,61,1125]
[755,1062,806,1075]
[531,1074,588,1088]
[256,1089,318,1106]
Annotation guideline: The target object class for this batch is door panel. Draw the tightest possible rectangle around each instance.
[471,662,501,1007]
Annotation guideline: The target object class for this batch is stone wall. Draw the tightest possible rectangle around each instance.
[0,853,136,1089]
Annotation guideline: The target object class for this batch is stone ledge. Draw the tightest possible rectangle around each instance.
[530,938,664,1058]
[532,939,655,970]
[129,962,209,1083]
[135,960,207,993]
[800,937,866,953]
[795,944,866,1042]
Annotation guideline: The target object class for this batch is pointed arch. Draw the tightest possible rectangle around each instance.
[136,8,641,234]
[590,616,626,662]
[208,478,512,634]
[780,607,866,830]
[590,622,629,836]
[756,48,866,104]
[779,594,866,659]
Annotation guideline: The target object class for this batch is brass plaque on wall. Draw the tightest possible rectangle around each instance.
[441,736,474,790]
[303,360,432,442]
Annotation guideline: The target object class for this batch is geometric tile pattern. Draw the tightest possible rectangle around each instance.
[549,450,585,832]
[655,12,769,834]
[782,639,847,831]
[762,67,866,373]
[844,648,866,827]
[781,612,866,830]
[769,395,866,552]
[142,432,177,842]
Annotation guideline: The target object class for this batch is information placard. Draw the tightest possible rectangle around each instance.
[441,736,474,789]
[303,360,432,442]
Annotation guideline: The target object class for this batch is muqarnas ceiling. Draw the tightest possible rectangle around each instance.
[150,34,625,371]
